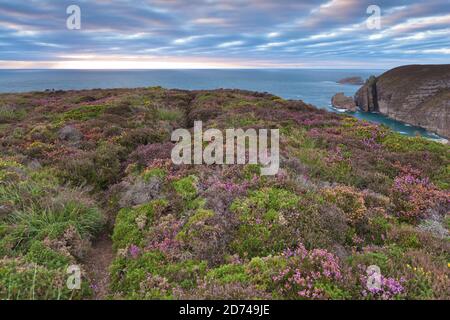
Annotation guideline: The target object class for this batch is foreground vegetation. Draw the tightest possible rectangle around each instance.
[0,87,448,299]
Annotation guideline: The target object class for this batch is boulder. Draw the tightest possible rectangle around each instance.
[58,125,83,144]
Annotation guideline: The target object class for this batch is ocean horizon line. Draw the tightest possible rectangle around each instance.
[0,67,387,71]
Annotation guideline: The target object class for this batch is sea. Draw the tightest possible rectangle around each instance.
[0,69,444,140]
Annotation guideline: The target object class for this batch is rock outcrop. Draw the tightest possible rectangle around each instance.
[331,92,357,111]
[337,76,365,85]
[355,65,450,138]
[58,125,83,145]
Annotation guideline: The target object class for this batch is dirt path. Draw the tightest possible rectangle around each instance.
[84,232,114,300]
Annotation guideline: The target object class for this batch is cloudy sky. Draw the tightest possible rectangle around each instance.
[0,0,449,69]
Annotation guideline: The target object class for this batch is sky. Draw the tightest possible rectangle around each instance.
[0,0,449,69]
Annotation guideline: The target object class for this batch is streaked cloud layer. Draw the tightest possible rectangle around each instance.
[0,0,449,68]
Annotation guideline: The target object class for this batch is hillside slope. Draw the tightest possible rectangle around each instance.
[0,87,449,300]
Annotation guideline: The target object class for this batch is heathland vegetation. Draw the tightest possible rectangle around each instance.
[0,87,448,299]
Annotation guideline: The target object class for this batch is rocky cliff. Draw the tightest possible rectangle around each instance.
[354,65,450,138]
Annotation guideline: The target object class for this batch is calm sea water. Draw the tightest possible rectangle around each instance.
[0,69,443,140]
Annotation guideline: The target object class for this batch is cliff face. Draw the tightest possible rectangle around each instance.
[355,65,450,138]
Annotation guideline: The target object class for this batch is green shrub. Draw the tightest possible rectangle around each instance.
[230,188,299,258]
[176,209,215,242]
[0,105,26,123]
[382,133,448,154]
[110,251,167,296]
[112,200,168,250]
[58,143,126,190]
[110,250,206,299]
[25,241,72,269]
[157,108,183,121]
[173,175,198,201]
[242,164,261,180]
[206,264,249,285]
[141,167,167,182]
[57,105,107,124]
[111,207,145,250]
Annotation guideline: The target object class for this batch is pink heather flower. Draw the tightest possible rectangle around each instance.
[129,244,141,258]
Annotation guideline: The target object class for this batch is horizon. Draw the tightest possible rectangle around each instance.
[1,0,449,69]
[0,67,389,70]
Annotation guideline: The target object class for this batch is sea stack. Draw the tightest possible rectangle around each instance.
[331,92,357,111]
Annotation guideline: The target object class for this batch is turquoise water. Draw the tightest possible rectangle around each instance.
[0,69,444,140]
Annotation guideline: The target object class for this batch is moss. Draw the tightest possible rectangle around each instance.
[173,175,204,210]
[141,167,167,182]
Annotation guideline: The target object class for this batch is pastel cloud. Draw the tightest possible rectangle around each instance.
[0,0,449,68]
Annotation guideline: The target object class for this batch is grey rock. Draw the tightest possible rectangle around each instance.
[331,92,357,111]
[119,177,163,208]
[58,125,83,143]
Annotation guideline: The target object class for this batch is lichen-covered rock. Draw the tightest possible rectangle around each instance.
[58,125,83,144]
